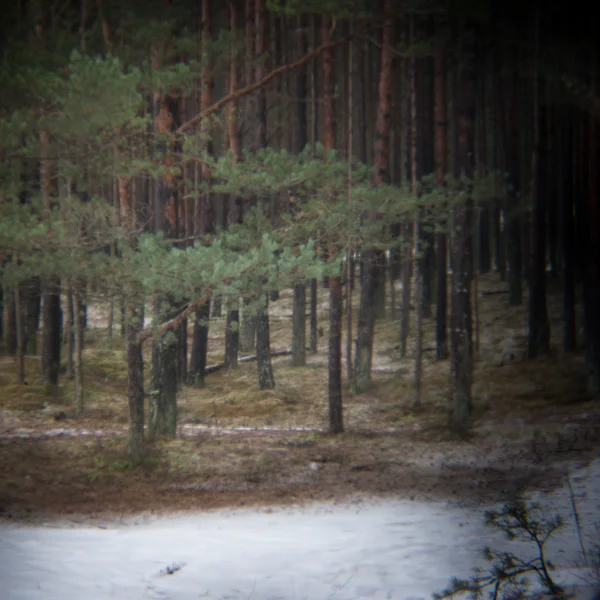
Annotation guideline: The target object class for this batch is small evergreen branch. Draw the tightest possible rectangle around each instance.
[435,499,565,600]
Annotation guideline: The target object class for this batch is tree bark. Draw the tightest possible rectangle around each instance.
[41,283,61,388]
[256,296,275,389]
[449,22,475,436]
[309,278,318,353]
[291,15,308,368]
[291,283,306,366]
[126,302,145,464]
[15,278,25,385]
[2,290,17,354]
[562,109,576,353]
[73,283,84,415]
[189,302,210,386]
[434,44,448,362]
[527,6,550,360]
[355,0,393,392]
[322,14,343,432]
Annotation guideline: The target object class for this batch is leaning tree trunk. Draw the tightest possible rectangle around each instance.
[449,23,475,436]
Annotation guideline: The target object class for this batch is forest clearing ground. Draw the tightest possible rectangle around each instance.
[0,274,599,523]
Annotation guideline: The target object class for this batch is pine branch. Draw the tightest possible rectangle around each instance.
[175,33,356,138]
[137,293,211,344]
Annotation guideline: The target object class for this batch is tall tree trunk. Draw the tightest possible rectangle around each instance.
[22,277,41,355]
[291,283,306,366]
[527,6,550,359]
[41,284,61,388]
[322,14,343,432]
[584,56,600,394]
[224,0,242,370]
[126,301,145,463]
[65,285,74,380]
[2,289,17,354]
[15,277,25,385]
[73,282,84,415]
[189,0,215,381]
[254,0,275,389]
[256,296,275,389]
[505,70,523,306]
[562,109,576,353]
[409,21,423,407]
[149,42,178,437]
[291,14,308,367]
[355,0,393,392]
[189,301,210,386]
[449,22,475,435]
[308,13,319,355]
[40,128,61,388]
[309,279,317,353]
[240,298,256,352]
[434,45,449,360]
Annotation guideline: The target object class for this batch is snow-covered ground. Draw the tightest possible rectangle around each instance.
[1,459,599,600]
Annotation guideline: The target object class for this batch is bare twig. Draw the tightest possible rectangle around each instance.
[566,469,590,568]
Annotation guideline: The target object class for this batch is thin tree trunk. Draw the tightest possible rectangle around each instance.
[310,279,317,353]
[15,279,25,385]
[434,42,448,361]
[322,14,343,432]
[189,302,210,386]
[505,70,523,306]
[254,0,275,390]
[527,4,550,359]
[409,16,422,407]
[256,296,275,389]
[562,109,576,353]
[3,290,17,354]
[224,0,242,371]
[23,277,41,355]
[65,285,74,380]
[240,299,256,352]
[449,24,475,436]
[291,14,308,367]
[584,53,600,394]
[41,285,61,388]
[126,301,145,464]
[73,282,84,415]
[355,0,393,391]
[291,284,306,366]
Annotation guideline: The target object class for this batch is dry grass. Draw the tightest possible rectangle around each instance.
[0,274,599,520]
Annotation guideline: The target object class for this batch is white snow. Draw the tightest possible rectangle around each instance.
[1,459,599,600]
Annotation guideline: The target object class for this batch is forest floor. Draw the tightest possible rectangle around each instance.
[0,274,599,524]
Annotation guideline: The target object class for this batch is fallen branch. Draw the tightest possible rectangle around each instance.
[480,289,509,296]
[205,349,293,375]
